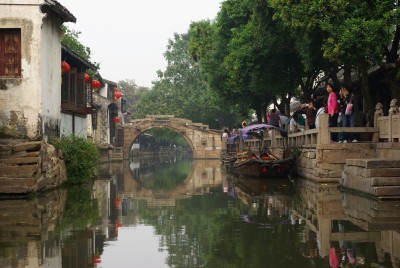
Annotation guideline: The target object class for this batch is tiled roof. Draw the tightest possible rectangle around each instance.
[43,0,76,23]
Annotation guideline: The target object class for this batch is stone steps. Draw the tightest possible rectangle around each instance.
[342,192,400,231]
[0,140,42,179]
[0,139,66,194]
[342,158,400,198]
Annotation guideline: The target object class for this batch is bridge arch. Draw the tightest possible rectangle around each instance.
[121,115,222,159]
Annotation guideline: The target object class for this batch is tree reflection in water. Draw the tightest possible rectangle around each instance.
[0,156,399,268]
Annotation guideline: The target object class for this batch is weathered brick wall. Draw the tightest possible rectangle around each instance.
[296,143,376,182]
[342,158,400,197]
[0,139,66,194]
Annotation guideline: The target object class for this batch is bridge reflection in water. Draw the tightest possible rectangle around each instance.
[0,157,399,267]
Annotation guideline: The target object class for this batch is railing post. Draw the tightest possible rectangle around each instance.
[389,114,393,142]
[271,129,276,147]
[318,114,330,144]
[221,137,227,152]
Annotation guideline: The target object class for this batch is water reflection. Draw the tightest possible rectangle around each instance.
[225,177,294,227]
[0,156,399,267]
[294,180,400,268]
[0,189,67,268]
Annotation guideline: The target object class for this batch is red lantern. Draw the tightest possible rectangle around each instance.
[84,73,90,83]
[113,116,121,124]
[115,219,123,228]
[114,197,121,207]
[92,80,101,89]
[61,61,70,73]
[261,184,268,191]
[92,255,101,264]
[114,91,122,100]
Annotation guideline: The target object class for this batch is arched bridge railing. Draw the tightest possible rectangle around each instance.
[119,115,222,159]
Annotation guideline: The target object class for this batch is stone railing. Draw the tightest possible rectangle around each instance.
[241,114,379,153]
[375,114,400,142]
[287,99,400,146]
[242,99,400,148]
[289,114,379,146]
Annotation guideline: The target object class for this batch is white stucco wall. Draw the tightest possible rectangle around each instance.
[86,114,94,140]
[41,12,63,139]
[0,0,65,139]
[60,113,87,138]
[98,85,107,98]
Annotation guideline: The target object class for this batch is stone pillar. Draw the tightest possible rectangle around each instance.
[318,114,330,144]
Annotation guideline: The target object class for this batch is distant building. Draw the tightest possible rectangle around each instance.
[93,79,120,147]
[60,45,97,138]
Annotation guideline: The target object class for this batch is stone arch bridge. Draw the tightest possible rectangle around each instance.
[120,115,222,159]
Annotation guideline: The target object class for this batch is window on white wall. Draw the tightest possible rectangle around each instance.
[61,69,92,114]
[0,28,21,77]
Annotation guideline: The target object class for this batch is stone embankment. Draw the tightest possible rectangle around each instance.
[0,140,66,194]
[296,143,400,183]
[342,158,400,198]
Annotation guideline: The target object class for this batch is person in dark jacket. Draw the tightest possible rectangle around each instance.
[338,84,357,143]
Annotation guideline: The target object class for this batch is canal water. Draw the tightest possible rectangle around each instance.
[1,155,399,268]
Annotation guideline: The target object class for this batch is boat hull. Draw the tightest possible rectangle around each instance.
[231,158,293,178]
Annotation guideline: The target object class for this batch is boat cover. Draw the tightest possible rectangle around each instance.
[239,123,288,139]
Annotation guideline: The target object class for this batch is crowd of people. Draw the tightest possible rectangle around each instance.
[266,82,361,143]
[222,82,364,143]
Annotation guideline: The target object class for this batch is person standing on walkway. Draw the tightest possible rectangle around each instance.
[295,100,317,129]
[326,83,339,142]
[338,84,357,143]
[268,109,281,128]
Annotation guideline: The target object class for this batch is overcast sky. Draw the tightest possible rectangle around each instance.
[59,0,222,87]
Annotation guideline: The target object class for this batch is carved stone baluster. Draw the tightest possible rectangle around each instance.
[374,102,384,128]
[388,99,399,115]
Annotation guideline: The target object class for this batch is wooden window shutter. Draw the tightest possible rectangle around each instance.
[61,72,69,103]
[0,29,21,77]
[76,72,85,108]
[69,68,77,109]
[92,109,97,129]
[86,81,92,108]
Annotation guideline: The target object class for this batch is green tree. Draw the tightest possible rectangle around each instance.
[190,0,305,118]
[190,1,256,118]
[52,136,100,184]
[61,26,94,63]
[135,32,241,129]
[61,25,100,76]
[270,0,400,111]
[118,79,149,117]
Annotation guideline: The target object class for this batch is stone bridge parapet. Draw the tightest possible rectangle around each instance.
[121,115,222,159]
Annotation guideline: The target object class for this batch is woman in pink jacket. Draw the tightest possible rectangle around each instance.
[326,83,339,142]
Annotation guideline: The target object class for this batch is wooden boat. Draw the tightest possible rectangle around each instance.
[225,175,294,226]
[221,124,293,178]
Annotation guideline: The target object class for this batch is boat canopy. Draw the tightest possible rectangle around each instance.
[227,134,240,145]
[239,123,288,139]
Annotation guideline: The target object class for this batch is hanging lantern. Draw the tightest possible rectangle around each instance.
[114,197,121,207]
[92,80,101,89]
[92,255,101,264]
[61,61,70,73]
[114,91,122,101]
[261,184,268,191]
[84,73,90,83]
[115,219,123,228]
[114,219,123,236]
[113,116,121,124]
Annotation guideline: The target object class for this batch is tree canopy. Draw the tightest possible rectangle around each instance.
[134,32,242,129]
[110,0,400,126]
